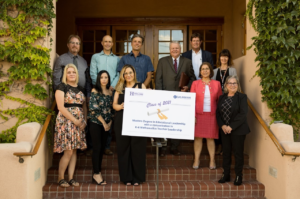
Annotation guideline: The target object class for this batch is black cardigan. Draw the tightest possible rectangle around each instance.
[216,92,250,135]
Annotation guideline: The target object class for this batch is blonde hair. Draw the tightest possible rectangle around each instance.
[61,63,79,85]
[115,65,138,94]
[223,75,241,93]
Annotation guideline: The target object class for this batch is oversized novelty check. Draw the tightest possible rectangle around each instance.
[122,88,195,140]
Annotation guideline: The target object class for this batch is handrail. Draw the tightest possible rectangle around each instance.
[13,100,56,163]
[246,97,300,157]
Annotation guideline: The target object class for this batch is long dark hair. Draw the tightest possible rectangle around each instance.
[216,49,234,67]
[95,70,111,94]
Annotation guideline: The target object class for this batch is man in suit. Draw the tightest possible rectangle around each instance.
[155,41,196,156]
[182,32,215,80]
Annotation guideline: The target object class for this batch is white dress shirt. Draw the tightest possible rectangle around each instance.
[192,49,202,79]
[203,85,211,112]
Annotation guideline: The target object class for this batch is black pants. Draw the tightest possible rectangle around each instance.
[221,131,246,176]
[85,120,93,149]
[89,121,108,174]
[115,130,147,183]
[162,139,180,151]
[214,128,222,146]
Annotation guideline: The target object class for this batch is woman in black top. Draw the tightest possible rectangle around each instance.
[88,70,113,185]
[113,64,146,186]
[216,75,250,186]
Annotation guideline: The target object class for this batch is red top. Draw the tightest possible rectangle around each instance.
[190,79,223,117]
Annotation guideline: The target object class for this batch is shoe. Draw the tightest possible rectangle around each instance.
[124,181,132,186]
[92,175,107,185]
[171,149,181,156]
[234,175,243,186]
[192,161,200,169]
[209,160,216,170]
[105,149,113,155]
[218,173,230,183]
[133,182,140,186]
[85,149,93,157]
[58,179,70,188]
[68,179,79,187]
[159,149,166,157]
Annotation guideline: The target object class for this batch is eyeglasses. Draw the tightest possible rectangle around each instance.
[124,71,133,76]
[69,41,80,45]
[201,68,210,71]
[227,83,237,86]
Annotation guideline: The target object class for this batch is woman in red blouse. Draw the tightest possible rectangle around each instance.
[190,62,223,169]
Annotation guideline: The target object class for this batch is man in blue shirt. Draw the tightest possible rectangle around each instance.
[117,34,154,87]
[89,35,120,156]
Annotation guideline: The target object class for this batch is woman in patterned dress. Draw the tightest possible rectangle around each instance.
[88,70,113,185]
[54,63,87,188]
[190,62,223,170]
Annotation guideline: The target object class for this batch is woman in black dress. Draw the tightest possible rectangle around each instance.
[113,64,146,186]
[216,75,250,186]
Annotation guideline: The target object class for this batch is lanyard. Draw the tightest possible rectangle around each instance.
[220,68,228,89]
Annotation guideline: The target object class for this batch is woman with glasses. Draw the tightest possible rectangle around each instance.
[212,49,237,155]
[113,64,146,186]
[190,62,222,170]
[216,75,250,186]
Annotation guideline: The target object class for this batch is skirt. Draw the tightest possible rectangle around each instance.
[195,112,219,139]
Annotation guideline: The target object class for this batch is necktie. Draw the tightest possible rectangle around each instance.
[73,56,78,68]
[174,59,177,73]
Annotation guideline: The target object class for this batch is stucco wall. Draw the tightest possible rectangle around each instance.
[56,0,245,61]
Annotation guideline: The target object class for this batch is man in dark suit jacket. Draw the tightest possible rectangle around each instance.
[155,41,196,156]
[182,32,215,79]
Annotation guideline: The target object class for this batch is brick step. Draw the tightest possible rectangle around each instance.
[47,165,256,183]
[53,153,249,167]
[43,181,265,199]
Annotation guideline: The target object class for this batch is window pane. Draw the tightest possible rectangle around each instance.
[205,42,217,53]
[95,30,107,41]
[128,42,132,52]
[172,30,183,41]
[158,54,169,59]
[83,30,94,41]
[192,30,204,40]
[96,42,103,53]
[116,42,127,53]
[82,42,94,53]
[180,42,183,53]
[116,30,127,41]
[83,54,93,66]
[159,30,170,41]
[128,30,140,41]
[206,30,217,41]
[159,42,170,53]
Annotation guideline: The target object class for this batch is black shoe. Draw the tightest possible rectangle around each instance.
[218,173,230,183]
[159,149,166,157]
[234,175,243,186]
[170,149,181,156]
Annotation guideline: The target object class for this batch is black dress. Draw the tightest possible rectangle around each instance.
[114,83,147,184]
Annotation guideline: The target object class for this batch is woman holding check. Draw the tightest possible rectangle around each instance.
[216,75,250,186]
[113,64,146,186]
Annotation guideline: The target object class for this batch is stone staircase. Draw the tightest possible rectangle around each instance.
[43,140,265,199]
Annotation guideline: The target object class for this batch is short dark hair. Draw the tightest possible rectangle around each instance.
[217,49,234,67]
[190,32,202,42]
[67,35,81,44]
[199,62,214,78]
[95,70,111,94]
[131,34,144,44]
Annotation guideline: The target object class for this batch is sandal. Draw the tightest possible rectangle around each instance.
[124,181,132,186]
[133,182,140,186]
[68,179,79,187]
[92,175,107,185]
[58,179,70,188]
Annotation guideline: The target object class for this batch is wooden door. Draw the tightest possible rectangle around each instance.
[189,26,222,67]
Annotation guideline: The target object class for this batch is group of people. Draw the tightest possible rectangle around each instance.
[52,32,250,188]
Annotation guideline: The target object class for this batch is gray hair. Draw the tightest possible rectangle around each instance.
[223,75,241,93]
[131,34,144,44]
[169,41,181,49]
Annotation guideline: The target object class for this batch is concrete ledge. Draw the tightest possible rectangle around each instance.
[16,122,42,144]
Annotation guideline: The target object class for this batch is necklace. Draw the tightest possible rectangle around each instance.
[202,79,211,85]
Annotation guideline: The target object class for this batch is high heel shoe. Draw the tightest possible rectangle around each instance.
[209,160,216,170]
[218,173,230,183]
[92,175,106,185]
[192,161,200,169]
[234,175,243,186]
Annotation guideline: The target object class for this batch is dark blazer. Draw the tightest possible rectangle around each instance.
[182,49,215,69]
[155,56,196,91]
[216,92,250,135]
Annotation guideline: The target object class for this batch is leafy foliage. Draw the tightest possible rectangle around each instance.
[246,0,300,135]
[0,0,55,143]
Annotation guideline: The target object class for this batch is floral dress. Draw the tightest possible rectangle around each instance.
[53,83,87,153]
